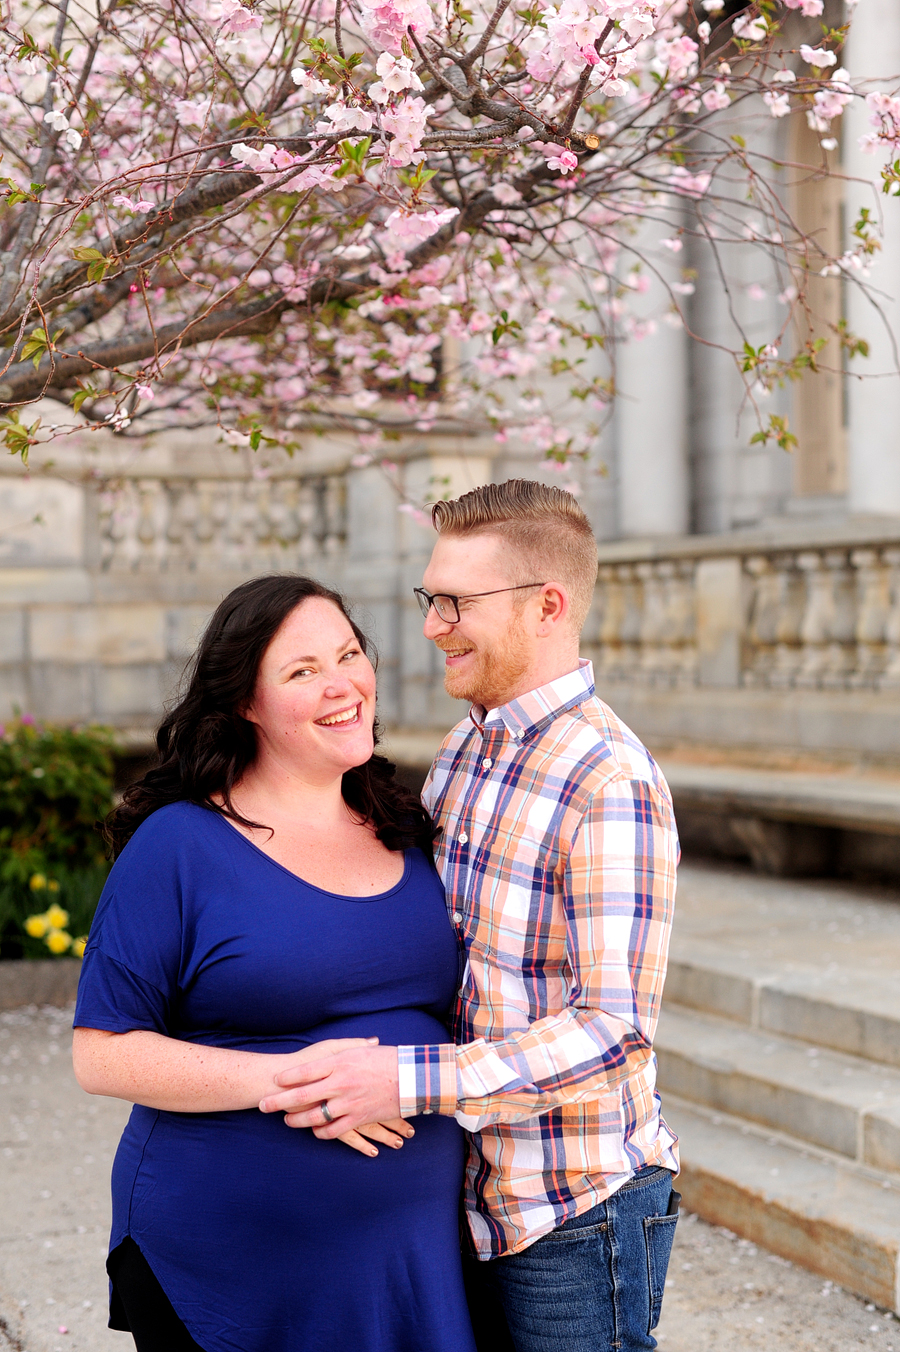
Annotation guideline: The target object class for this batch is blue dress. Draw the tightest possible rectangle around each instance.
[73,802,475,1352]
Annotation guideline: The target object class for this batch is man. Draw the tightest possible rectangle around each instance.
[264,480,680,1351]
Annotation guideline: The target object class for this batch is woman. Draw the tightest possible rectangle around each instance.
[73,575,476,1352]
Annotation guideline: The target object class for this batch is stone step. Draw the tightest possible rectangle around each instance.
[665,1096,900,1312]
[667,863,900,1067]
[664,952,900,1070]
[660,760,900,836]
[657,1004,900,1173]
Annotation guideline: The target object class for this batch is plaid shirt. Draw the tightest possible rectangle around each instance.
[397,660,679,1258]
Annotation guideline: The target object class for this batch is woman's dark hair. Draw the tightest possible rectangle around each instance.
[104,575,435,859]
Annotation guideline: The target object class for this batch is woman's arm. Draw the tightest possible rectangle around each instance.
[72,1027,355,1112]
[72,1029,412,1156]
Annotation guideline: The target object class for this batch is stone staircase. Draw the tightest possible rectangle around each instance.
[660,862,900,1311]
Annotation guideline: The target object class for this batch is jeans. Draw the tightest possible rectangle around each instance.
[464,1166,679,1352]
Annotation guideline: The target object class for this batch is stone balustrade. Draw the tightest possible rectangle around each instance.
[589,522,900,694]
[98,470,348,575]
[6,432,900,765]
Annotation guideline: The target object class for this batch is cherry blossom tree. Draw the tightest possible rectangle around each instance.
[0,0,896,475]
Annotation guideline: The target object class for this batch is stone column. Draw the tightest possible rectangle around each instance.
[844,0,900,515]
[615,212,690,537]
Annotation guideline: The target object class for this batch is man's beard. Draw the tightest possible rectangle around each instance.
[438,614,532,708]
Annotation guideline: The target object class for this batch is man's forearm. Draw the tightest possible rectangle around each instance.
[397,1005,653,1124]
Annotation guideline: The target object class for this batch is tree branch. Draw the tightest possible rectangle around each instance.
[1,168,262,338]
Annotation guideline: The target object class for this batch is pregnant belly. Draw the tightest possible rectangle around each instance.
[117,1006,463,1254]
[176,1006,453,1054]
[120,1094,465,1271]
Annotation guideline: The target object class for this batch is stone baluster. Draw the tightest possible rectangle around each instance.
[821,551,856,688]
[321,474,346,554]
[880,549,900,688]
[595,565,626,680]
[297,482,318,561]
[743,556,780,686]
[637,562,667,684]
[616,564,643,682]
[851,548,890,687]
[275,481,302,548]
[671,559,698,685]
[769,555,806,688]
[793,552,834,688]
[100,481,140,572]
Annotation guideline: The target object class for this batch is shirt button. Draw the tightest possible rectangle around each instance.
[458,988,465,998]
[459,831,468,844]
[422,1109,433,1115]
[452,911,463,924]
[483,757,493,770]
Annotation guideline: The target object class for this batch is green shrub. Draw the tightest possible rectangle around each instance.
[0,719,116,958]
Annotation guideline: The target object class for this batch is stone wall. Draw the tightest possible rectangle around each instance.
[6,429,900,769]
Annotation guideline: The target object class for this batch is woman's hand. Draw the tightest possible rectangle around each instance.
[73,1029,384,1115]
[267,1041,413,1156]
[338,1118,415,1158]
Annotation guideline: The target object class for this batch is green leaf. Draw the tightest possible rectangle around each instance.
[21,329,49,368]
[0,411,42,464]
[72,245,105,262]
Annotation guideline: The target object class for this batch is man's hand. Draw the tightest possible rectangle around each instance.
[259,1045,402,1138]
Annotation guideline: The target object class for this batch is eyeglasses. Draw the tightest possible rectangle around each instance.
[413,584,546,624]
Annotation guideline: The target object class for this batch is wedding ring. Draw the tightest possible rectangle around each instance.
[321,1102,334,1124]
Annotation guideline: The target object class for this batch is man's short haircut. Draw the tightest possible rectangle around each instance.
[431,479,599,634]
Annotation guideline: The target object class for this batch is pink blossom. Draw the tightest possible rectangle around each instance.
[661,237,683,252]
[383,207,458,245]
[289,162,345,193]
[764,90,791,118]
[230,142,302,173]
[382,96,434,166]
[865,91,900,153]
[732,12,767,40]
[546,149,578,175]
[316,102,375,134]
[135,383,154,400]
[214,0,263,35]
[273,259,321,301]
[398,503,430,526]
[356,0,433,55]
[702,82,730,112]
[368,53,423,103]
[468,310,492,333]
[290,68,332,96]
[112,192,155,212]
[782,0,823,13]
[669,166,712,197]
[800,44,837,68]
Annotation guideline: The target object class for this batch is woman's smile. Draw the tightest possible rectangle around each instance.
[315,702,362,728]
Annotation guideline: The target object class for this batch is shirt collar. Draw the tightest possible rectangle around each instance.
[468,659,595,742]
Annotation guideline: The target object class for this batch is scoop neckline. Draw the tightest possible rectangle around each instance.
[214,812,412,902]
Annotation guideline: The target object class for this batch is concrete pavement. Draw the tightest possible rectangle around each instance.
[1,995,899,1350]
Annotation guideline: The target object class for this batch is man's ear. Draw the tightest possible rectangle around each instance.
[535,584,569,635]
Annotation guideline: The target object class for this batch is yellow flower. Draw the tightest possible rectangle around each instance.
[47,880,60,893]
[45,903,70,930]
[29,873,47,892]
[45,930,72,954]
[24,914,49,938]
[72,936,87,959]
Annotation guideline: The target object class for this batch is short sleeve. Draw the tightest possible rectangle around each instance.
[74,949,172,1034]
[73,806,187,1036]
